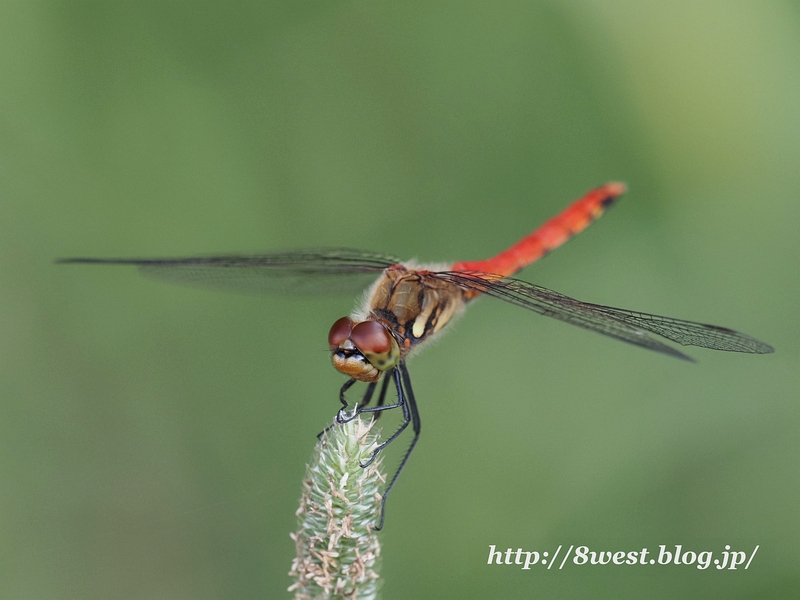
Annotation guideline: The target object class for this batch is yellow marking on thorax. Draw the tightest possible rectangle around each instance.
[433,298,459,333]
[412,290,439,339]
[362,266,467,348]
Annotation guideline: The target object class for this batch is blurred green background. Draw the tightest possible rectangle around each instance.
[2,1,798,598]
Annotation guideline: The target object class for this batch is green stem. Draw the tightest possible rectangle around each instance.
[289,415,385,600]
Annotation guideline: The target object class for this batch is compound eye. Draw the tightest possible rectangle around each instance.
[328,316,354,348]
[351,320,392,354]
[351,320,400,371]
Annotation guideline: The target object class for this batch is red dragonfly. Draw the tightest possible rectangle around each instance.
[59,183,773,529]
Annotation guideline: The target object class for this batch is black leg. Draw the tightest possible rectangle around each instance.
[319,374,385,439]
[373,361,421,531]
[318,378,370,439]
[339,378,358,410]
[336,378,379,425]
[359,380,379,409]
[371,375,391,422]
[359,367,411,466]
[318,363,421,530]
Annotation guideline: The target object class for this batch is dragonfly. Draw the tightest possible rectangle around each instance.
[59,183,773,529]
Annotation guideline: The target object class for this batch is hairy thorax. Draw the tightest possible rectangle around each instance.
[363,264,468,355]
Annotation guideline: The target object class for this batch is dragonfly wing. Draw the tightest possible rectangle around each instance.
[573,303,774,354]
[58,248,399,295]
[435,272,774,360]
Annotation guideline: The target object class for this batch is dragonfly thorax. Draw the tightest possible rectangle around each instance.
[328,317,400,382]
[361,264,469,350]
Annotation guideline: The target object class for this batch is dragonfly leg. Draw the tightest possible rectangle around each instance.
[338,378,358,410]
[318,364,420,529]
[322,375,387,439]
[318,378,364,438]
[372,361,421,531]
[335,379,374,425]
[358,367,410,467]
[369,375,392,422]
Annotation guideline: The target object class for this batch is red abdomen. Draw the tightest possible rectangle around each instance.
[451,182,626,278]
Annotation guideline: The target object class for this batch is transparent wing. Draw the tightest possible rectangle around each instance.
[57,248,399,295]
[435,271,774,360]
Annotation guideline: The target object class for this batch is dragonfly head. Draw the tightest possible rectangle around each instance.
[328,317,400,382]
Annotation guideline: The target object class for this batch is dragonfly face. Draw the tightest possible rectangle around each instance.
[327,264,470,382]
[328,317,400,382]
